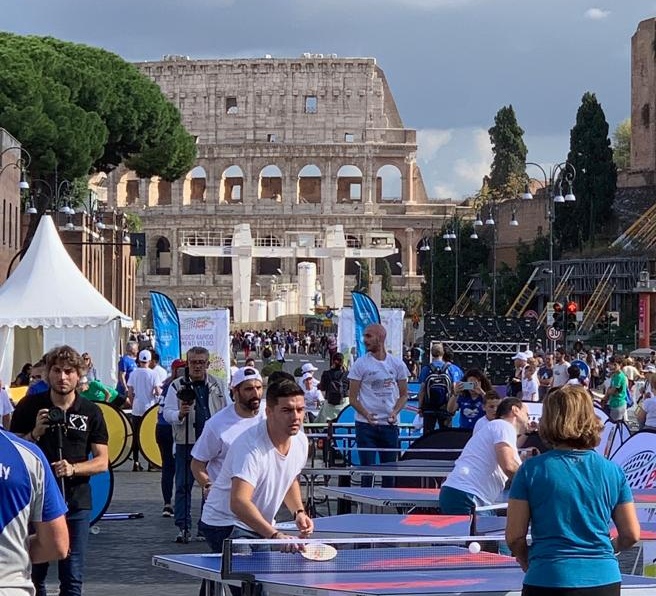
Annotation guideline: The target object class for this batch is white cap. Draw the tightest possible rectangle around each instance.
[302,372,315,381]
[138,349,152,363]
[301,363,318,373]
[513,352,528,361]
[230,366,263,389]
[524,350,534,359]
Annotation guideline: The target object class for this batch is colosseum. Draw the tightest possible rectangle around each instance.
[105,54,462,323]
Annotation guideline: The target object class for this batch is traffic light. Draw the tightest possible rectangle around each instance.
[553,302,564,330]
[566,301,578,332]
[608,311,620,327]
[596,314,608,330]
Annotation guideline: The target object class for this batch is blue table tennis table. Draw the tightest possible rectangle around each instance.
[315,486,440,512]
[289,513,506,538]
[153,547,656,595]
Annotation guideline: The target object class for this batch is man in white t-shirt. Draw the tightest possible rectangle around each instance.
[439,397,530,513]
[200,377,312,550]
[127,350,160,471]
[348,324,409,487]
[191,367,265,548]
[551,347,570,388]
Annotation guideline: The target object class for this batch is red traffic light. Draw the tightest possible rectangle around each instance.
[566,301,578,315]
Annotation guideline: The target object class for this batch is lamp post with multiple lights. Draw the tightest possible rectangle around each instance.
[522,161,577,303]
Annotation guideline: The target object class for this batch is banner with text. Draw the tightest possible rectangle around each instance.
[178,308,231,382]
[149,291,181,372]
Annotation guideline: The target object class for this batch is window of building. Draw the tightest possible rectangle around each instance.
[344,133,354,143]
[267,133,277,142]
[304,96,318,114]
[226,97,238,114]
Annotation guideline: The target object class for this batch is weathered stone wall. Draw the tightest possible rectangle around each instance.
[631,18,656,172]
[0,129,24,280]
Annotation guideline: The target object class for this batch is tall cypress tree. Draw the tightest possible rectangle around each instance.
[488,105,528,194]
[555,92,617,251]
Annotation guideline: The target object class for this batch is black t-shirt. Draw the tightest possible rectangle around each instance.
[10,390,109,511]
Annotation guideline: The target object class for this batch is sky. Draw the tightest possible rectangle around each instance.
[2,0,655,201]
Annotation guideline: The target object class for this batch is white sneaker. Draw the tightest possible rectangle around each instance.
[175,529,191,544]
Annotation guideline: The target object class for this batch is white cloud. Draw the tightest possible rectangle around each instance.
[584,8,611,20]
[417,129,453,162]
[453,128,492,186]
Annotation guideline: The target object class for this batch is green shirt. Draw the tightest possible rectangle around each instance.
[609,371,628,408]
[80,380,119,404]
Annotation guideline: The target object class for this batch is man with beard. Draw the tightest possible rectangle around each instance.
[199,378,312,548]
[10,345,109,596]
[191,366,265,550]
[348,324,408,487]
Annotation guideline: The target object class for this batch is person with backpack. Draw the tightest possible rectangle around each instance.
[417,343,463,435]
[316,353,350,423]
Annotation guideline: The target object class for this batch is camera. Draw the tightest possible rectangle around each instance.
[47,407,66,426]
[177,376,196,405]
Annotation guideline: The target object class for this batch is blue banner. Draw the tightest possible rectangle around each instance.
[351,291,381,358]
[150,291,181,371]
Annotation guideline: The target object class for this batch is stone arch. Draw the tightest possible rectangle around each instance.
[146,176,172,207]
[259,165,283,200]
[151,236,172,275]
[116,171,140,208]
[220,165,244,204]
[183,166,207,204]
[376,164,402,203]
[336,165,362,203]
[297,164,322,204]
[375,238,403,275]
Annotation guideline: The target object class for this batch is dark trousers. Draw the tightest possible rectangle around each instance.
[174,443,195,531]
[522,583,620,596]
[156,424,175,504]
[422,410,451,435]
[354,421,399,488]
[131,415,144,462]
[32,508,90,596]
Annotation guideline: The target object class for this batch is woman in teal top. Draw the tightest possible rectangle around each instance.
[506,385,640,596]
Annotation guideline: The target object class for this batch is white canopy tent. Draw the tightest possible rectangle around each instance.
[0,216,132,385]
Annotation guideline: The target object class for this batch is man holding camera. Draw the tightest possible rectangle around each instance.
[163,346,228,543]
[10,345,109,596]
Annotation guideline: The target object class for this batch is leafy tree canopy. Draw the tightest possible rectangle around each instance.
[612,118,631,170]
[0,32,196,185]
[488,105,527,194]
[556,92,617,251]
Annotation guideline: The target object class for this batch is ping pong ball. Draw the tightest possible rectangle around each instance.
[468,542,481,554]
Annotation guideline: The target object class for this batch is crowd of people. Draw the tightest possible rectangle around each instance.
[1,325,655,596]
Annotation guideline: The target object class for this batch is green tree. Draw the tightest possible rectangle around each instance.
[556,92,617,251]
[612,118,631,170]
[0,33,196,185]
[381,260,393,292]
[488,105,528,194]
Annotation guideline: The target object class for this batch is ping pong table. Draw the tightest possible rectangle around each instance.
[153,544,656,595]
[280,513,506,538]
[315,486,440,512]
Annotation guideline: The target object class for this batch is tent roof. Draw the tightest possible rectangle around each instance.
[0,216,132,328]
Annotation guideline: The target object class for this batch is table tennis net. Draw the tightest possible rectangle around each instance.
[221,536,517,579]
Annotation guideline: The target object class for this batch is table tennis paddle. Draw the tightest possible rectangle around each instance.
[300,543,337,561]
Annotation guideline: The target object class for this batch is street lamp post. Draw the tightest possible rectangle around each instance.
[443,224,459,306]
[523,161,577,303]
[419,229,433,314]
[0,146,31,190]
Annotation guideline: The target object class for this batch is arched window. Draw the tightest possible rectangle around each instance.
[336,165,362,202]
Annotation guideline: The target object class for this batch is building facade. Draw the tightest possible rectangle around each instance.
[105,55,465,322]
[0,129,26,281]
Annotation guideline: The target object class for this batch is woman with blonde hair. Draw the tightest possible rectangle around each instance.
[506,385,640,596]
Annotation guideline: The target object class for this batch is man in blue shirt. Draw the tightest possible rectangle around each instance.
[0,428,69,594]
[115,341,138,407]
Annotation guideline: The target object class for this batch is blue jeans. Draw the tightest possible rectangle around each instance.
[198,521,234,553]
[156,424,175,505]
[174,443,195,531]
[32,508,90,596]
[354,421,399,488]
[438,484,494,516]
